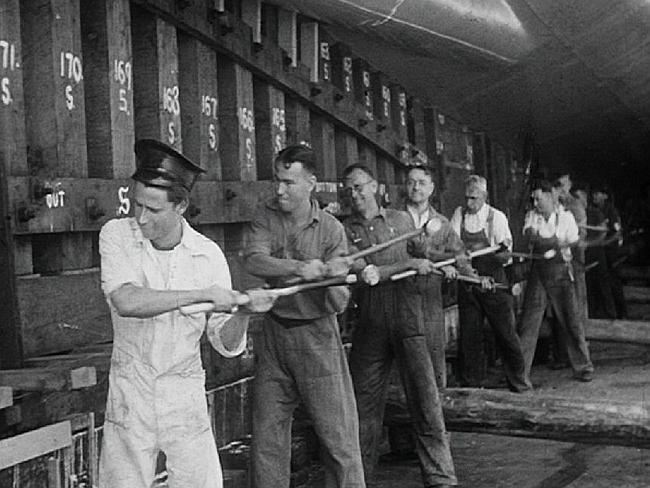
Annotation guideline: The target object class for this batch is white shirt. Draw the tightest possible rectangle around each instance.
[406,203,430,229]
[450,204,513,251]
[523,208,579,261]
[99,217,246,376]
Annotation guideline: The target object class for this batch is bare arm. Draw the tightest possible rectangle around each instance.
[109,283,243,318]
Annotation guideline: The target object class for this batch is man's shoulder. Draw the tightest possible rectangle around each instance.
[317,207,344,229]
[184,223,224,256]
[488,205,508,221]
[100,217,136,240]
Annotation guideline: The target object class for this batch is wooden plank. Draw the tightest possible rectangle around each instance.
[285,96,310,145]
[0,421,72,470]
[241,0,262,44]
[7,177,274,232]
[277,8,297,67]
[178,33,221,180]
[407,96,427,151]
[31,232,93,274]
[0,0,28,176]
[439,388,650,449]
[0,387,12,409]
[217,55,256,181]
[618,265,650,282]
[310,114,336,180]
[585,318,650,345]
[334,129,358,179]
[80,0,136,179]
[17,271,112,356]
[253,79,285,180]
[0,366,96,391]
[624,286,650,302]
[131,5,182,148]
[376,154,395,186]
[20,0,88,177]
[299,20,319,83]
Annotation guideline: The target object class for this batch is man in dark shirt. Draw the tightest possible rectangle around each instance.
[242,145,365,488]
[342,164,457,488]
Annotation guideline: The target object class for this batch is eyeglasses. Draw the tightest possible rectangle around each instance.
[343,180,373,196]
[465,195,480,200]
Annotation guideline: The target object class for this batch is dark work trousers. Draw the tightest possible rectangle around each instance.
[251,314,365,488]
[605,246,628,319]
[517,262,594,382]
[349,279,457,487]
[418,274,447,388]
[457,285,531,392]
[586,247,617,319]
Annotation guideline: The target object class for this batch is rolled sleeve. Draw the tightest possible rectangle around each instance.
[203,244,248,358]
[562,211,580,244]
[242,212,273,259]
[450,207,463,237]
[493,210,513,250]
[99,219,141,297]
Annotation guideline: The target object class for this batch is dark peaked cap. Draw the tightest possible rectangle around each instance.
[133,139,205,191]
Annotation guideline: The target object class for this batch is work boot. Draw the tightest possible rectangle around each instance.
[573,370,594,382]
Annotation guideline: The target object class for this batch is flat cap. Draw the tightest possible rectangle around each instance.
[132,139,205,191]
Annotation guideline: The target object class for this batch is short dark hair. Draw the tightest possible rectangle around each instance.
[407,165,434,181]
[342,163,376,180]
[274,144,317,175]
[531,179,554,194]
[140,180,190,205]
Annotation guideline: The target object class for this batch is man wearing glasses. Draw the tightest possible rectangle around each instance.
[342,164,457,488]
[242,144,365,488]
[450,175,530,392]
[403,166,465,388]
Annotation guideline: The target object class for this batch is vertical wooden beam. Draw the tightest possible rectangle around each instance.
[217,56,256,181]
[376,154,395,186]
[299,21,318,83]
[131,5,182,149]
[390,84,408,141]
[352,59,373,122]
[408,96,427,150]
[80,0,136,179]
[284,96,310,145]
[241,0,261,44]
[0,0,22,369]
[260,3,279,44]
[358,143,377,177]
[310,114,336,180]
[178,33,221,180]
[0,0,28,177]
[277,9,297,67]
[21,0,88,177]
[334,129,358,179]
[253,78,285,180]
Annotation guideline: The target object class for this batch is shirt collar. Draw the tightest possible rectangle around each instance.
[348,205,387,224]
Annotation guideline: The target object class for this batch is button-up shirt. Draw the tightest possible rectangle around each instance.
[242,198,350,320]
[404,204,464,258]
[344,207,413,266]
[99,217,245,376]
[450,204,513,250]
[523,208,579,261]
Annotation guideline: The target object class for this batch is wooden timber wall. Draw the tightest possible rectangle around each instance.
[0,0,529,474]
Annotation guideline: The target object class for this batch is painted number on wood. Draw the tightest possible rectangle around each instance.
[320,42,330,81]
[117,186,130,216]
[382,85,391,118]
[239,106,255,171]
[163,85,180,144]
[201,94,218,150]
[113,59,132,115]
[343,57,352,93]
[0,40,18,106]
[60,51,83,111]
[363,71,373,120]
[272,107,286,153]
[399,92,407,127]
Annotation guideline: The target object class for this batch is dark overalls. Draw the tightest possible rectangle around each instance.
[516,217,594,382]
[345,209,457,487]
[456,209,530,392]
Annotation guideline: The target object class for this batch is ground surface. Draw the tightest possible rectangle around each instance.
[305,341,650,488]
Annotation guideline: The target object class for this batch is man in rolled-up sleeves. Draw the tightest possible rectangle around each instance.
[242,144,365,488]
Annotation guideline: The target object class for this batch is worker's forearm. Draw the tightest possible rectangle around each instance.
[243,253,302,279]
[110,284,212,318]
